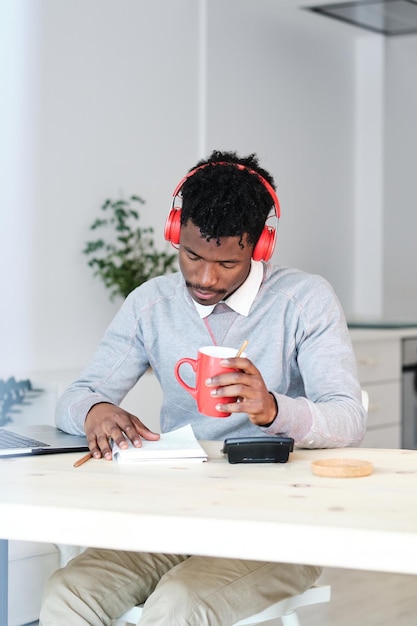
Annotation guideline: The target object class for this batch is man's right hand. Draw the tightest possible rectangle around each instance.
[84,402,160,461]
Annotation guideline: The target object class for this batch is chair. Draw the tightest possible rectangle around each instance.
[115,584,331,626]
[116,390,369,625]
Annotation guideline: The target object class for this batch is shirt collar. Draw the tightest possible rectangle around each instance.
[193,260,264,319]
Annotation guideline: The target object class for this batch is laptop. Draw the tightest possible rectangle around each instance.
[0,424,89,457]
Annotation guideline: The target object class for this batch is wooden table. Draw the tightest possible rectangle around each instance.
[1,443,417,625]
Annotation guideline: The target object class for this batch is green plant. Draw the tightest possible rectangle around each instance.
[83,195,177,300]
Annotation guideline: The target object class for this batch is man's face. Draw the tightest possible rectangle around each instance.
[178,220,253,306]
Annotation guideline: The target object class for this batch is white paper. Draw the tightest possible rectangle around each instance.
[112,424,208,463]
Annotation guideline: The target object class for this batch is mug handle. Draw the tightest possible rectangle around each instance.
[174,358,198,399]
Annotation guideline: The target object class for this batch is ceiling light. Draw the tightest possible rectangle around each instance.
[309,0,417,35]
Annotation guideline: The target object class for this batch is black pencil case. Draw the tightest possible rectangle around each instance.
[222,436,294,464]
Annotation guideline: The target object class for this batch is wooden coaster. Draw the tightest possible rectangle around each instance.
[311,458,373,478]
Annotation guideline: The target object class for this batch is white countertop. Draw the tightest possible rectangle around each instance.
[349,326,417,341]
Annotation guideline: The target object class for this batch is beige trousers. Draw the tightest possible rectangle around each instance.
[40,548,322,626]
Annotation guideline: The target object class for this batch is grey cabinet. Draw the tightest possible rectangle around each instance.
[351,333,403,448]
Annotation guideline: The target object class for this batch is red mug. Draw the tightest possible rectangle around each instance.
[174,346,245,417]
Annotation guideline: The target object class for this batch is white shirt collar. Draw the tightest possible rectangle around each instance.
[193,260,264,319]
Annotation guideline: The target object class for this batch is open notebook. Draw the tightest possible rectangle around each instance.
[112,424,208,463]
[0,424,89,457]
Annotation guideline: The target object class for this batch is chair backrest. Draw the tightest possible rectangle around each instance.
[361,389,369,411]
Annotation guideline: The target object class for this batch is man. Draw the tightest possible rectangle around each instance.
[40,150,366,625]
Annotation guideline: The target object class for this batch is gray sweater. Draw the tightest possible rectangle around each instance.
[56,263,366,448]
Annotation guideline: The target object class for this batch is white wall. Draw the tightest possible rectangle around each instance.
[1,0,200,377]
[384,35,417,319]
[353,35,385,319]
[205,1,358,308]
[1,0,417,382]
[0,0,40,375]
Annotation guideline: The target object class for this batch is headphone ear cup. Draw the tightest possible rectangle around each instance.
[164,209,181,245]
[252,226,276,262]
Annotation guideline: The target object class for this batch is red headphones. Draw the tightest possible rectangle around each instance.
[164,162,281,262]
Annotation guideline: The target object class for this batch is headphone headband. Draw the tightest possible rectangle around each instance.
[165,161,280,262]
[172,162,281,218]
